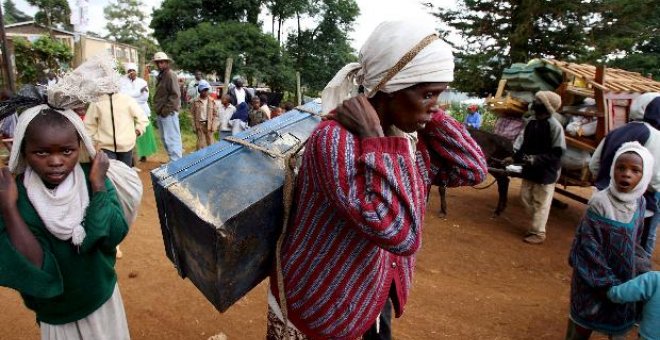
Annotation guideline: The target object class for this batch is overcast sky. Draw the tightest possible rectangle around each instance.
[13,0,456,50]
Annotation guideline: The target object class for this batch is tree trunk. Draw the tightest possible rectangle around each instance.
[296,11,301,44]
[277,18,282,43]
[46,9,54,38]
[272,15,275,38]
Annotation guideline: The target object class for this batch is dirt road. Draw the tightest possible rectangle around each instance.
[1,160,656,339]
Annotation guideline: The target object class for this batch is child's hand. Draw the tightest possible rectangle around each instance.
[0,167,17,212]
[90,152,110,193]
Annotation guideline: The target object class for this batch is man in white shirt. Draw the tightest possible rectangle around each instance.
[228,77,252,106]
[119,63,158,163]
[217,94,236,136]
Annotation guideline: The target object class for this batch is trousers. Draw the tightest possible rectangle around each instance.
[157,112,183,162]
[520,179,555,236]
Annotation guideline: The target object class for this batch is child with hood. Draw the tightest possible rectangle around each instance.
[566,141,654,339]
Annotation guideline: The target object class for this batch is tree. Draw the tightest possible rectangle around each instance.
[431,0,658,95]
[168,21,295,91]
[150,0,265,52]
[608,36,660,81]
[3,0,32,25]
[266,0,314,43]
[27,0,71,31]
[285,0,359,93]
[13,36,73,85]
[104,0,161,72]
[104,0,148,46]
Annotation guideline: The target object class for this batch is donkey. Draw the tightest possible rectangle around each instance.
[438,128,514,217]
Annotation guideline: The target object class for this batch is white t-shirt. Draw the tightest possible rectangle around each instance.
[235,88,246,105]
[200,98,208,121]
[217,103,236,131]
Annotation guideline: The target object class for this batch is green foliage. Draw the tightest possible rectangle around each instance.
[432,0,659,95]
[27,0,71,30]
[606,24,660,80]
[13,36,73,85]
[168,21,295,91]
[150,0,264,51]
[444,102,497,133]
[104,0,148,45]
[285,0,359,93]
[3,0,32,24]
[266,0,314,42]
[149,0,358,94]
[104,0,161,69]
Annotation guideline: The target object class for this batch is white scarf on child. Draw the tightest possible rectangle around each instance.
[9,104,94,246]
[589,141,654,222]
[24,164,89,246]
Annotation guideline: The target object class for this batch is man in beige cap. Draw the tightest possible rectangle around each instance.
[153,52,183,161]
[505,91,565,244]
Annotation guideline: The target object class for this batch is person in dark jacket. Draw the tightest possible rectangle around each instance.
[152,52,183,161]
[505,91,565,244]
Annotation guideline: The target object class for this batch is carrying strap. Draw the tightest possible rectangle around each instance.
[109,93,118,153]
[367,34,439,97]
[222,108,316,339]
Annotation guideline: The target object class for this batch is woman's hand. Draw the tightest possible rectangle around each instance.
[89,152,110,193]
[327,95,384,138]
[0,167,18,213]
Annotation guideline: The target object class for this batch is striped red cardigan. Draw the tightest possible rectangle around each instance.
[271,110,487,339]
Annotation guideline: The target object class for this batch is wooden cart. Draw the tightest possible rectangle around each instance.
[543,59,660,202]
[487,60,660,204]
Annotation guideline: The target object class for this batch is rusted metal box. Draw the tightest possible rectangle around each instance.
[151,102,321,312]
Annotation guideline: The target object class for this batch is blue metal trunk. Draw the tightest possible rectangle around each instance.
[151,102,321,312]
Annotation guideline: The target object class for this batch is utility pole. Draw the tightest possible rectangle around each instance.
[223,58,233,96]
[295,72,301,106]
[0,4,16,91]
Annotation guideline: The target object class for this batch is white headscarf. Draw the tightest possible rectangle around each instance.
[9,105,96,174]
[9,106,94,246]
[589,141,654,222]
[608,141,654,203]
[321,20,454,114]
[8,53,143,245]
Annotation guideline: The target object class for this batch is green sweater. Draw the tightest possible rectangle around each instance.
[0,164,128,325]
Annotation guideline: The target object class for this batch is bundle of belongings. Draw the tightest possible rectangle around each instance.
[488,59,563,117]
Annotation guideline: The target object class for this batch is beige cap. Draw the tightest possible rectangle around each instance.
[153,52,171,62]
[535,91,562,114]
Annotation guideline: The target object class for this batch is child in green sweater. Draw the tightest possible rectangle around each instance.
[0,106,130,339]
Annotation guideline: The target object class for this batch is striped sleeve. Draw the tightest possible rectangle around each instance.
[307,121,425,256]
[421,111,488,187]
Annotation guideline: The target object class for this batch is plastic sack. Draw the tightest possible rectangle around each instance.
[566,116,597,137]
[561,147,592,171]
[106,159,143,226]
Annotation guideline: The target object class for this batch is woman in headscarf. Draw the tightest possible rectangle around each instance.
[267,21,488,340]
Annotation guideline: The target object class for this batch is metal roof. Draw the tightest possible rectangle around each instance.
[543,59,660,93]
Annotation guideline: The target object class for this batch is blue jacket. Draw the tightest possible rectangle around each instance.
[464,112,482,129]
[608,271,660,340]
